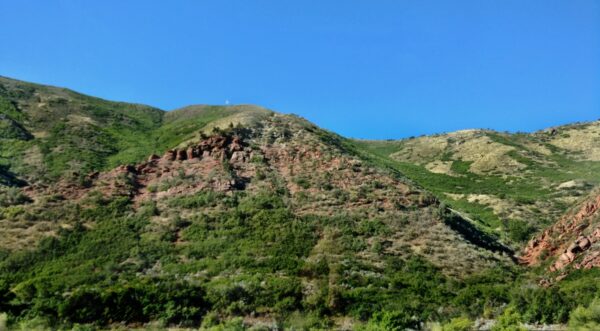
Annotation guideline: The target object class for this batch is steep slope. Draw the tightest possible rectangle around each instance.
[521,190,600,274]
[0,77,526,329]
[0,76,163,183]
[354,125,600,247]
[6,112,514,274]
[0,76,272,186]
[4,76,600,329]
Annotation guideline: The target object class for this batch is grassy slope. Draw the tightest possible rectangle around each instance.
[0,76,270,184]
[353,126,600,247]
[0,76,161,182]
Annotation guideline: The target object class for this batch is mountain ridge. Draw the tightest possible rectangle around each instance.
[1,75,599,330]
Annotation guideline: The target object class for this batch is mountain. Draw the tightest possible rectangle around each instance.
[354,125,600,248]
[0,76,275,185]
[0,76,599,330]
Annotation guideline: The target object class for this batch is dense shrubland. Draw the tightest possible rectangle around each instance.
[0,193,598,330]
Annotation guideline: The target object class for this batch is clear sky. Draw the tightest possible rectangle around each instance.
[0,1,598,139]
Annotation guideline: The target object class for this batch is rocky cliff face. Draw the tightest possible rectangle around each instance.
[521,192,600,274]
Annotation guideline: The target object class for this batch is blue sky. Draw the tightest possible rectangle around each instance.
[0,1,598,139]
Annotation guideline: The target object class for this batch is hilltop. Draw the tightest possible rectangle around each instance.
[0,76,599,330]
[0,76,275,185]
[354,124,600,248]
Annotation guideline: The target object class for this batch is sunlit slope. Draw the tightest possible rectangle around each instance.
[0,76,274,184]
[354,124,600,247]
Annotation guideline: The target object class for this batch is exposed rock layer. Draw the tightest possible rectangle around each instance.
[521,193,600,273]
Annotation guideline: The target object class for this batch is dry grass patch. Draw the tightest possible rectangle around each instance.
[452,135,525,175]
[425,160,455,175]
[549,122,600,161]
[390,135,449,163]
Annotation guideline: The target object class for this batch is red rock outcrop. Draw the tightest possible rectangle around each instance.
[25,125,438,226]
[26,134,254,202]
[176,149,187,161]
[153,135,249,165]
[520,192,600,274]
[163,150,176,161]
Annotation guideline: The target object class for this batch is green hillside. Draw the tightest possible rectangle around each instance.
[0,77,600,330]
[354,126,600,247]
[0,76,272,185]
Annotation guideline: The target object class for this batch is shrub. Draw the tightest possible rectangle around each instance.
[491,306,526,331]
[506,219,534,243]
[360,310,420,331]
[59,281,208,325]
[0,187,31,207]
[167,191,223,209]
[569,298,600,331]
[14,316,52,331]
[293,176,310,189]
[442,317,473,331]
[511,286,570,324]
[203,317,245,331]
[0,313,6,331]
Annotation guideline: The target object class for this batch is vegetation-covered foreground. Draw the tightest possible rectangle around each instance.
[1,76,600,330]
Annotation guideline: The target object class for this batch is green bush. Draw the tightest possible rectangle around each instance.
[506,219,534,243]
[0,312,6,331]
[491,306,526,331]
[0,187,31,207]
[167,190,223,209]
[293,176,311,189]
[569,298,600,331]
[442,317,473,331]
[360,310,420,331]
[511,286,570,324]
